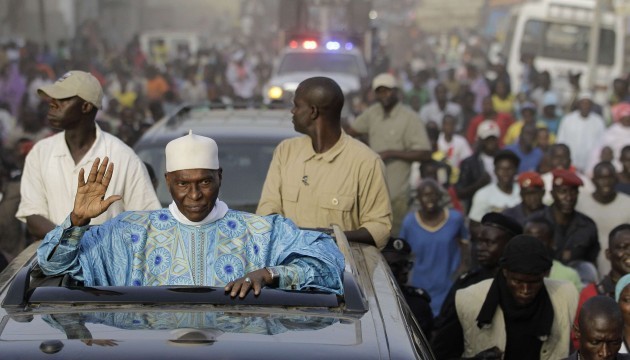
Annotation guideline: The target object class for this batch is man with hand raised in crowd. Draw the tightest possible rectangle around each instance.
[37,132,344,298]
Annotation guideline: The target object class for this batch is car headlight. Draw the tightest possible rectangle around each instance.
[268,86,283,100]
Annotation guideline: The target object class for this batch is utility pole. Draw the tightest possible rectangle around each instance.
[39,0,47,45]
[586,0,602,91]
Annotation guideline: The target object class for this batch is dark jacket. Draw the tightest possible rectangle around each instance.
[502,204,547,227]
[401,285,433,336]
[532,206,599,265]
[455,152,487,213]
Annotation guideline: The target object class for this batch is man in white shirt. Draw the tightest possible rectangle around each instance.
[468,149,521,223]
[419,83,462,130]
[576,161,630,275]
[16,70,161,239]
[437,114,472,182]
[557,92,606,173]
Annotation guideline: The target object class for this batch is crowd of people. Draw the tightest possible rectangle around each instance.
[3,21,630,359]
[0,21,271,173]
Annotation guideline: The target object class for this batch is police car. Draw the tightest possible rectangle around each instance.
[263,39,368,110]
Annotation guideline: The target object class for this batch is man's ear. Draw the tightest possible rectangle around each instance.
[573,323,581,340]
[82,102,94,114]
[310,105,319,120]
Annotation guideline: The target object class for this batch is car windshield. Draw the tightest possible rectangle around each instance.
[137,142,277,212]
[278,52,361,76]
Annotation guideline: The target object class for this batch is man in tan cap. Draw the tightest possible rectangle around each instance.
[257,77,392,249]
[16,71,160,240]
[36,131,344,298]
[346,73,431,236]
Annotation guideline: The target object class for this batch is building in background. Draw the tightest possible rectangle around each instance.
[0,0,242,50]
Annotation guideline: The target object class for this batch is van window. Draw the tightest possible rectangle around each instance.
[520,20,615,66]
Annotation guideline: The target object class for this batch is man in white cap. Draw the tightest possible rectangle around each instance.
[36,131,344,298]
[16,70,160,240]
[557,91,606,172]
[456,120,501,213]
[346,73,431,236]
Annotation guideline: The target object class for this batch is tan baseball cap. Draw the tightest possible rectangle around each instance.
[38,70,103,109]
[372,73,398,91]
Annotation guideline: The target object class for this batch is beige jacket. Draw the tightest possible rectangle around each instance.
[455,278,578,360]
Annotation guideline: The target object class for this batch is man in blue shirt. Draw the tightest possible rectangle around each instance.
[505,123,543,173]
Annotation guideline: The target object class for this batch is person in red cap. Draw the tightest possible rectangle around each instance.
[530,168,599,267]
[502,171,546,225]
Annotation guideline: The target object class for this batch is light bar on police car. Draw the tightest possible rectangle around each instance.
[303,40,318,50]
[326,41,340,50]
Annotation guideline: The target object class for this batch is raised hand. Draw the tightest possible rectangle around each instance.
[70,157,122,227]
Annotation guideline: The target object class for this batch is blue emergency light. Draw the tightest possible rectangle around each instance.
[326,41,340,50]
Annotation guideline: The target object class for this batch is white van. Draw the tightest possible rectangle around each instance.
[503,0,624,103]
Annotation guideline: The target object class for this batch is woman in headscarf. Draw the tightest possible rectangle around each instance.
[615,273,630,354]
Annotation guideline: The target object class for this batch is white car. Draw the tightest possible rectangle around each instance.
[263,41,368,108]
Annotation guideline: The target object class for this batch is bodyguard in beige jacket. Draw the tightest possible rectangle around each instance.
[455,235,578,360]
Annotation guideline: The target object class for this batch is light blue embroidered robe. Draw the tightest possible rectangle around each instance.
[37,209,344,294]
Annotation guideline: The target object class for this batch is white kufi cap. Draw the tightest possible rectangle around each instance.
[165,130,220,171]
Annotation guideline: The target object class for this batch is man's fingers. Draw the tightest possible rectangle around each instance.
[226,275,263,298]
[229,282,242,298]
[77,168,86,187]
[103,195,123,209]
[239,279,252,298]
[102,162,114,187]
[95,157,110,184]
[87,157,101,183]
[252,280,262,296]
[224,281,234,292]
